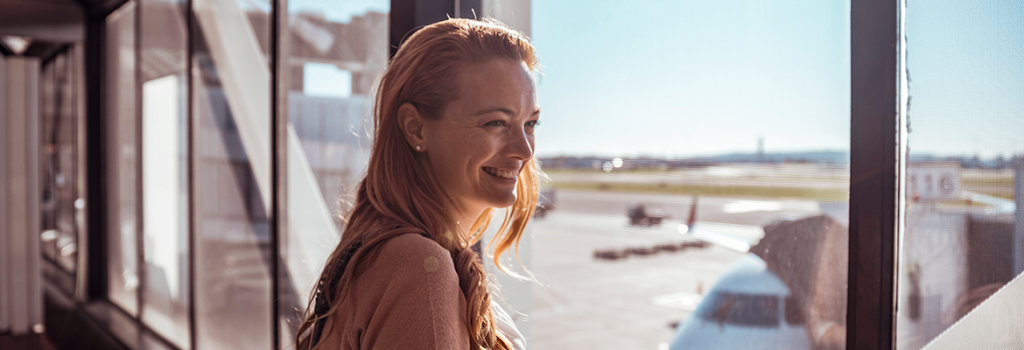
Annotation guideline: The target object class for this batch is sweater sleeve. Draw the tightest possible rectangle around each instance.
[360,234,471,350]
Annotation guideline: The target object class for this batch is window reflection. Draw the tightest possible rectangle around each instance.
[898,0,1024,348]
[104,1,139,316]
[140,0,191,346]
[39,47,82,279]
[191,0,273,348]
[279,1,388,344]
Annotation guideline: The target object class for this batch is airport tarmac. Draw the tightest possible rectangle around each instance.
[546,164,850,190]
[526,190,832,350]
[548,189,831,226]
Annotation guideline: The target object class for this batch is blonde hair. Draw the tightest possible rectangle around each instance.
[296,18,540,350]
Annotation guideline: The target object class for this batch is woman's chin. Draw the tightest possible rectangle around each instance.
[484,195,518,210]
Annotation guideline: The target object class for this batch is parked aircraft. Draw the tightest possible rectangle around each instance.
[668,254,812,350]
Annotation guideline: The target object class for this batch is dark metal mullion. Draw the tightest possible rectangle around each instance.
[270,0,284,348]
[185,0,197,348]
[84,0,113,305]
[389,0,466,58]
[389,0,412,59]
[133,0,148,345]
[847,0,901,349]
[72,42,86,297]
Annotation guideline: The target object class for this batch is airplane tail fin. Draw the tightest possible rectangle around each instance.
[686,192,699,228]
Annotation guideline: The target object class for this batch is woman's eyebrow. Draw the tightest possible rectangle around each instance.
[474,107,516,116]
[474,107,542,116]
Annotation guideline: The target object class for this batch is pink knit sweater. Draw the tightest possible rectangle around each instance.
[316,233,472,349]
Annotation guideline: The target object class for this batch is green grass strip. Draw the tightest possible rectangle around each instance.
[548,182,849,201]
[962,178,1016,187]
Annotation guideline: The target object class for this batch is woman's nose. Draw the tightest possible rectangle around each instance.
[506,127,534,160]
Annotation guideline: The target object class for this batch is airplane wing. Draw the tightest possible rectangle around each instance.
[962,191,1015,213]
[679,222,762,253]
[676,192,764,253]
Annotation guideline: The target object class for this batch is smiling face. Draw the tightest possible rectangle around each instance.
[419,58,540,219]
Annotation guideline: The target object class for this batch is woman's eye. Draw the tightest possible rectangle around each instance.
[526,120,540,128]
[485,120,507,127]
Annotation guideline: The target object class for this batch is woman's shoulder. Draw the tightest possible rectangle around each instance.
[376,233,451,262]
[378,232,448,255]
[347,233,471,349]
[368,233,457,280]
[329,233,470,349]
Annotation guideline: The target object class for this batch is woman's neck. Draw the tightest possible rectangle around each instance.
[450,204,485,237]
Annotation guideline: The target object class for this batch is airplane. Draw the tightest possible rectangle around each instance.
[667,192,836,350]
[668,253,813,350]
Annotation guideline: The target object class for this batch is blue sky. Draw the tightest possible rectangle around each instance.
[531,0,851,158]
[905,0,1024,159]
[288,0,388,23]
[286,0,1023,160]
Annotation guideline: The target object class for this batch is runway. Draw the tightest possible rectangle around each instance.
[548,189,828,226]
[526,189,835,350]
[545,164,850,190]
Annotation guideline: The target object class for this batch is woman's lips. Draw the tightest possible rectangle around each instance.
[483,166,518,180]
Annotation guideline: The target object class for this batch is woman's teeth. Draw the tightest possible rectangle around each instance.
[484,167,517,179]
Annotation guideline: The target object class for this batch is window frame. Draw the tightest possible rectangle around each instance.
[846,0,902,349]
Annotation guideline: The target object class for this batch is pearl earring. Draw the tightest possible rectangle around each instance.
[415,145,422,151]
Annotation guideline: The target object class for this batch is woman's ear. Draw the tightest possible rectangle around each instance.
[397,103,427,152]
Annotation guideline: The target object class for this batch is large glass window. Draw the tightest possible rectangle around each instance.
[278,0,389,344]
[191,0,273,348]
[140,0,191,346]
[897,1,1024,349]
[84,0,922,349]
[104,1,140,317]
[39,46,83,281]
[530,1,850,349]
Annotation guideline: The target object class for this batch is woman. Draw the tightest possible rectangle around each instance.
[296,18,541,350]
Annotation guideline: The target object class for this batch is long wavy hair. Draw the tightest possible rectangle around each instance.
[295,18,540,350]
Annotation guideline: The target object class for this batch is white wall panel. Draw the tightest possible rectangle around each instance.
[0,53,9,334]
[1,56,43,335]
